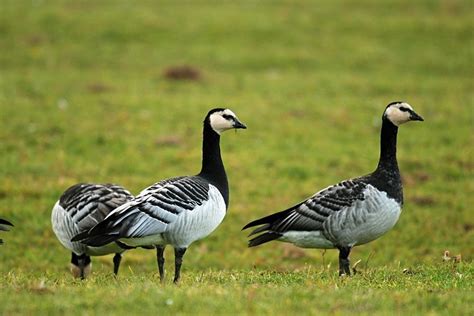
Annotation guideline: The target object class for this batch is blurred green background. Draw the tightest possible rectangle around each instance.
[1,0,472,314]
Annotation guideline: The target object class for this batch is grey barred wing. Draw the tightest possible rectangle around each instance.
[104,176,211,238]
[59,183,133,231]
[271,180,368,233]
[138,176,187,196]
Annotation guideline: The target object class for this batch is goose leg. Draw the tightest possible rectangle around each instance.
[338,246,351,276]
[173,247,187,284]
[156,245,166,281]
[113,253,122,275]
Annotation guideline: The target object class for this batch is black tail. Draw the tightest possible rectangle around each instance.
[243,209,295,247]
[72,230,120,247]
[248,232,282,247]
[242,209,293,231]
[0,218,13,231]
[0,218,13,245]
[71,217,121,247]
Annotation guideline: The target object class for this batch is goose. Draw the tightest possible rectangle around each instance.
[0,218,13,245]
[51,183,133,279]
[73,108,246,283]
[243,102,423,275]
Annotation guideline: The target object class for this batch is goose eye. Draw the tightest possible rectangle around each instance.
[222,114,234,120]
[399,107,409,112]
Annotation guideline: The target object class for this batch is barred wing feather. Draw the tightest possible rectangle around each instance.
[74,177,211,245]
[245,179,368,246]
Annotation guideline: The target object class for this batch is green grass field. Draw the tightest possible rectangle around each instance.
[1,0,473,314]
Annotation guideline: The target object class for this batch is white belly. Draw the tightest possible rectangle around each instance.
[86,243,123,256]
[280,230,334,249]
[120,234,166,247]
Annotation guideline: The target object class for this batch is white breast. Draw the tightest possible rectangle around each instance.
[325,185,402,247]
[165,184,227,248]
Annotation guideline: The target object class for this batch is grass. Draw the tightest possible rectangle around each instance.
[2,264,472,315]
[0,0,473,314]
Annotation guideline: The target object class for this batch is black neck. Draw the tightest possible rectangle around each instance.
[71,253,91,266]
[370,118,403,204]
[376,118,399,171]
[198,124,229,206]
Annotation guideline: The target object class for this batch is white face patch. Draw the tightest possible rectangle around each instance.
[209,109,238,134]
[384,102,413,126]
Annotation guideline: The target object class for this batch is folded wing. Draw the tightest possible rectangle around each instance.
[73,176,210,247]
[243,179,368,246]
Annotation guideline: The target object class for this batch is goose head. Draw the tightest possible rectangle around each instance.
[70,253,91,279]
[383,101,424,126]
[206,108,247,134]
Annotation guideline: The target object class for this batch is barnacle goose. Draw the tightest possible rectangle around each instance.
[73,108,246,283]
[51,183,133,279]
[243,102,423,275]
[0,218,13,245]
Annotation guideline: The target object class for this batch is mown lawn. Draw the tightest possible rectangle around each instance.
[0,0,472,315]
